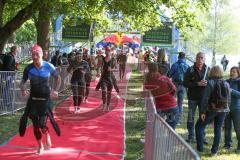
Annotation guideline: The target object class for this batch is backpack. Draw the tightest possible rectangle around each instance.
[0,54,6,71]
[172,61,188,82]
[211,80,230,109]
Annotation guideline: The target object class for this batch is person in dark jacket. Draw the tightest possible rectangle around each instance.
[183,52,209,143]
[224,66,240,152]
[1,46,18,109]
[195,65,230,156]
[20,44,61,155]
[3,45,18,71]
[50,50,62,67]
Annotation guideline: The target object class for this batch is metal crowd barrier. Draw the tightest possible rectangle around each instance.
[0,65,71,116]
[0,71,16,115]
[144,91,200,160]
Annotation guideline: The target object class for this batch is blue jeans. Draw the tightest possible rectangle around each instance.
[176,84,185,120]
[157,107,178,130]
[224,110,240,149]
[195,111,226,154]
[187,100,202,139]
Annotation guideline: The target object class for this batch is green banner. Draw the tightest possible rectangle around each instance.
[62,23,90,41]
[142,23,173,46]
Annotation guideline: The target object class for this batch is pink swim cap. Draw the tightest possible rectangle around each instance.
[32,44,43,54]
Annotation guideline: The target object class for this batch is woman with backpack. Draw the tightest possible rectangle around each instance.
[195,65,230,156]
[224,66,240,153]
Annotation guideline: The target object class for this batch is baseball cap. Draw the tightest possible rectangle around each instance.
[32,44,43,54]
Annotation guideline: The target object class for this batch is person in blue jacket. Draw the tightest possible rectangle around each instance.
[224,66,240,153]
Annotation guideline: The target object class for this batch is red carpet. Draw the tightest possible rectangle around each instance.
[0,69,131,160]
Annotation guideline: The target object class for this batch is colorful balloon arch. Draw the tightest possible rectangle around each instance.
[96,33,140,49]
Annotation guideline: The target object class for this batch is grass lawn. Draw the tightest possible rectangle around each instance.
[176,102,240,160]
[124,69,240,160]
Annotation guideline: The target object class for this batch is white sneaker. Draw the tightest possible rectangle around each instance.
[36,147,44,155]
[74,106,80,113]
[84,98,88,103]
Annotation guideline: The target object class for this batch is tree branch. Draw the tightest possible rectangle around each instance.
[0,0,6,27]
[1,0,42,36]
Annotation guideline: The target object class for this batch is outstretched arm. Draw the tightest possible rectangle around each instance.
[20,67,29,96]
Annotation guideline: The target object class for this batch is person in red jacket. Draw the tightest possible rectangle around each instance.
[144,62,178,129]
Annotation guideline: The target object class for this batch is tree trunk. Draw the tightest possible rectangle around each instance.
[0,35,8,54]
[0,1,42,53]
[0,0,6,27]
[212,50,216,66]
[36,4,51,52]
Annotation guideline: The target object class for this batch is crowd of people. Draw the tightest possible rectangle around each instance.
[1,44,240,156]
[143,49,240,156]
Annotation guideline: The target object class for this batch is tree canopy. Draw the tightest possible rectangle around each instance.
[0,0,212,52]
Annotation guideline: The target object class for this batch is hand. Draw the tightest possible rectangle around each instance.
[198,80,207,86]
[21,90,29,97]
[51,90,58,99]
[201,114,206,122]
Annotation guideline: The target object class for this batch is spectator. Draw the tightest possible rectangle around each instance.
[157,49,170,75]
[50,50,62,67]
[1,46,18,109]
[61,53,69,65]
[195,65,230,156]
[183,52,209,143]
[43,50,50,61]
[3,45,18,71]
[224,66,240,152]
[19,44,61,154]
[168,52,189,123]
[144,63,178,129]
[221,55,229,71]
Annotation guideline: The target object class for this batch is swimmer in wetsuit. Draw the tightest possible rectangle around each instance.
[20,44,61,154]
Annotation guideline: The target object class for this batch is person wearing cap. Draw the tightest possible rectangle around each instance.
[168,52,189,124]
[19,44,61,154]
[67,51,89,113]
